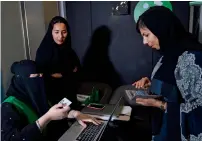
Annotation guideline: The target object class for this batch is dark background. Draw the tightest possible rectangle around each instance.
[66,1,189,89]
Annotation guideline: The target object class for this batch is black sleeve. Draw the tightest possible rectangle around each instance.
[1,103,43,141]
[61,49,82,80]
[35,47,52,74]
[72,50,81,70]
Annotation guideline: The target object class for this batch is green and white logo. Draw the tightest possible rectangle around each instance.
[134,1,173,23]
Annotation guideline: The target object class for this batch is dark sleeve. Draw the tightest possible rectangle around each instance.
[61,49,82,79]
[73,50,81,70]
[35,47,51,74]
[72,50,82,80]
[1,103,42,141]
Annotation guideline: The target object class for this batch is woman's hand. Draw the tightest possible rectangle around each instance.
[51,73,62,78]
[132,77,151,89]
[46,104,70,120]
[37,104,70,131]
[136,98,167,110]
[73,67,78,72]
[68,110,101,128]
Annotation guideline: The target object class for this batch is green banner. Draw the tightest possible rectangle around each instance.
[134,1,173,23]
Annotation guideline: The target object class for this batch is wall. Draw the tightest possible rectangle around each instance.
[1,2,26,99]
[66,1,190,88]
[25,1,46,60]
[25,1,59,60]
[1,1,59,100]
[43,1,59,30]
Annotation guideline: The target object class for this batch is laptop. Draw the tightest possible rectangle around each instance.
[81,104,122,120]
[58,96,123,141]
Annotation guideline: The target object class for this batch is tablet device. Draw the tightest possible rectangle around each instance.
[125,89,160,100]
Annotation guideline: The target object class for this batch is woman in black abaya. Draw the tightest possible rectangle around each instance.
[35,16,81,109]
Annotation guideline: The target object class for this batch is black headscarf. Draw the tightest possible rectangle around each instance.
[6,60,49,116]
[35,16,80,75]
[136,6,202,85]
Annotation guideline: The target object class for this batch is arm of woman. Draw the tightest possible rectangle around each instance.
[35,46,53,77]
[1,103,70,141]
[1,103,42,141]
[66,110,101,128]
[136,98,167,111]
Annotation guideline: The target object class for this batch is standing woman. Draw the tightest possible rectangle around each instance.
[35,16,81,109]
[134,6,202,141]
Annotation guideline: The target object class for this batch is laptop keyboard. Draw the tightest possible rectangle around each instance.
[76,122,105,141]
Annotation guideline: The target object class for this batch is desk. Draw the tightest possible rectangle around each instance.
[59,85,152,141]
[105,85,152,141]
[85,106,132,121]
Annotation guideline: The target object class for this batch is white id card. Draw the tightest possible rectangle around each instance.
[59,98,72,106]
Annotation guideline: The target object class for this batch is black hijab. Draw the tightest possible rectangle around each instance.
[6,60,49,116]
[136,6,202,85]
[35,16,80,75]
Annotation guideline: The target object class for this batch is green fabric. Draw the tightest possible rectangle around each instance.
[134,1,173,23]
[3,96,38,123]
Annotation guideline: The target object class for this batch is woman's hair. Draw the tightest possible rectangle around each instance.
[137,18,147,32]
[50,16,69,29]
[48,16,70,32]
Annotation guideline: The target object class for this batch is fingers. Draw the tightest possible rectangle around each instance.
[61,106,70,112]
[88,116,101,125]
[133,77,151,89]
[73,67,78,72]
[78,114,101,126]
[136,98,147,106]
[78,120,87,128]
[53,103,63,109]
[136,98,145,102]
[86,117,99,125]
[133,80,144,89]
[91,120,99,125]
[135,82,142,89]
[132,82,136,86]
[94,118,102,125]
[144,82,151,88]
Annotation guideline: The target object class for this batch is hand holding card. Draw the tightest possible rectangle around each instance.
[59,98,72,107]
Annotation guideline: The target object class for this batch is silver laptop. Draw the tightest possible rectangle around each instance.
[58,96,123,141]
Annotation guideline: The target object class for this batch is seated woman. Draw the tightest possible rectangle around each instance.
[1,60,100,141]
[35,16,81,109]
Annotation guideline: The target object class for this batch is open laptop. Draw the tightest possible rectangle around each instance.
[58,96,123,141]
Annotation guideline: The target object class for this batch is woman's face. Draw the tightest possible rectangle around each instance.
[52,23,68,45]
[139,27,160,50]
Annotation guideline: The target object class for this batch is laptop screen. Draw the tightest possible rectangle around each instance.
[96,96,123,141]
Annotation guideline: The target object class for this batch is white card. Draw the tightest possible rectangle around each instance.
[59,98,72,106]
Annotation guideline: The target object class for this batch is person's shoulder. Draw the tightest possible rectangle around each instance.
[177,51,202,70]
[179,51,202,61]
[2,102,19,113]
[2,102,29,124]
[2,102,14,109]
